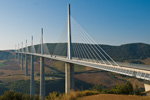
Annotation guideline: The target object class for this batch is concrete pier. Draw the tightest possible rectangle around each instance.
[18,44,20,65]
[18,53,20,65]
[30,36,35,96]
[21,53,23,70]
[65,63,74,93]
[40,57,45,100]
[25,40,28,76]
[144,84,150,92]
[21,42,23,70]
[40,28,45,100]
[15,45,17,59]
[25,54,28,76]
[30,55,35,96]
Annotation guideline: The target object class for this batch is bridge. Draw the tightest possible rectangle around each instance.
[14,4,150,100]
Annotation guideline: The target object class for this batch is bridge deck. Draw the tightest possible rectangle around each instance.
[18,52,150,81]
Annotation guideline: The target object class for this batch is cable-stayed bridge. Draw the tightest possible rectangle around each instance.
[14,4,150,100]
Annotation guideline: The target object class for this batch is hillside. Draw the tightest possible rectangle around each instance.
[103,43,150,61]
[1,43,150,63]
[0,51,14,60]
[35,42,150,62]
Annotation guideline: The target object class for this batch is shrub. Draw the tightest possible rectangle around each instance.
[90,84,106,92]
[101,89,114,94]
[0,90,22,100]
[114,81,133,95]
[79,90,99,96]
[46,91,61,100]
[46,90,99,100]
[134,85,141,95]
[101,82,134,95]
[0,90,39,100]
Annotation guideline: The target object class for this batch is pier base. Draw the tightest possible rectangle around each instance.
[65,63,74,93]
[25,54,28,76]
[30,55,35,96]
[40,57,45,100]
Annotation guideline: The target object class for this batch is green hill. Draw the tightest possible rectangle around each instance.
[0,51,14,60]
[101,43,150,61]
[1,43,150,62]
[41,43,150,62]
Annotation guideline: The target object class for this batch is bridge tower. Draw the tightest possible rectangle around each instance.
[40,28,45,100]
[30,36,35,96]
[65,4,74,93]
[21,42,24,70]
[25,40,28,76]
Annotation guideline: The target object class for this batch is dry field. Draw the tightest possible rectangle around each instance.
[0,59,53,83]
[0,59,146,89]
[75,71,124,88]
[78,94,150,100]
[75,66,145,89]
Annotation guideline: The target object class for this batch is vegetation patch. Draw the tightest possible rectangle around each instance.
[0,62,6,68]
[46,90,100,100]
[0,79,94,96]
[45,82,143,100]
[0,82,145,100]
[101,82,142,95]
[0,90,39,100]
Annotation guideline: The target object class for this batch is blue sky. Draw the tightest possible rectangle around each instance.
[0,0,150,50]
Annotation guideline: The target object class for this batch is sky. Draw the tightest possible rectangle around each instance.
[0,0,150,50]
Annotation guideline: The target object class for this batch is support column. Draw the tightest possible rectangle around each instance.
[144,84,150,92]
[21,42,23,70]
[40,57,45,100]
[30,36,35,96]
[25,40,28,76]
[65,4,74,93]
[21,53,23,70]
[25,54,28,76]
[65,63,74,93]
[15,45,16,59]
[18,54,20,65]
[30,55,35,96]
[40,28,45,100]
[18,44,20,65]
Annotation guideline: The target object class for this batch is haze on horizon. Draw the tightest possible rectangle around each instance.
[0,0,150,50]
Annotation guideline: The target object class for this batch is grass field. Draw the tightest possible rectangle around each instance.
[78,94,150,100]
[0,62,6,68]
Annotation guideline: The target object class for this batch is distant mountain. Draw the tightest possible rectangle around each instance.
[100,43,150,61]
[43,43,150,62]
[1,43,150,62]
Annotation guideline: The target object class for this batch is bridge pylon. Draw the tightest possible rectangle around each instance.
[25,40,28,76]
[21,42,23,70]
[40,28,45,100]
[18,44,20,65]
[30,36,35,96]
[65,4,74,93]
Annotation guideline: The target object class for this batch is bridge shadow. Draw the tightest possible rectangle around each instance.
[35,60,64,74]
[45,78,94,95]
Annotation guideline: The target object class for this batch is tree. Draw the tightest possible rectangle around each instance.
[134,85,141,95]
[113,82,133,95]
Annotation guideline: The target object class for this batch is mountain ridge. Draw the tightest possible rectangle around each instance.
[0,43,150,62]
